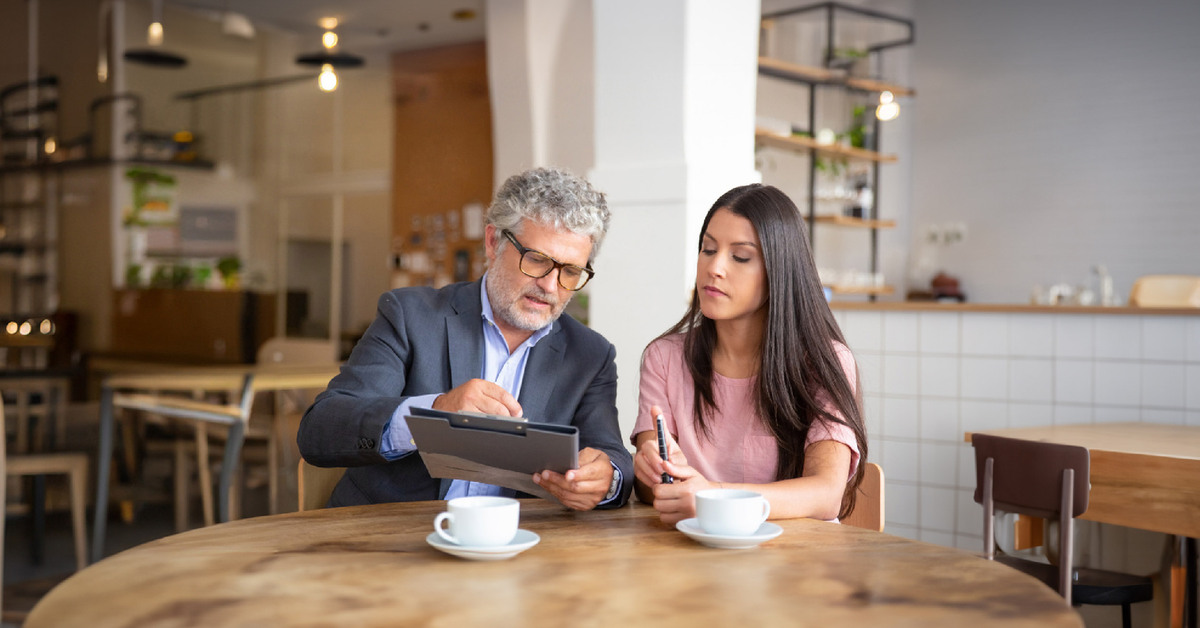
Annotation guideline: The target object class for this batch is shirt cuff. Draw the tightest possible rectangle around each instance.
[597,462,623,505]
[380,394,441,461]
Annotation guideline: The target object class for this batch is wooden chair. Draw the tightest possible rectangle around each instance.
[841,462,884,532]
[253,337,338,514]
[297,458,344,512]
[972,433,1153,628]
[1,398,88,612]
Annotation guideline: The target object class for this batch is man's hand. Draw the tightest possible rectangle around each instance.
[533,447,613,511]
[432,379,523,417]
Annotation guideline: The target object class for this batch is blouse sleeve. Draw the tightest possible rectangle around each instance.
[631,338,671,445]
[807,342,861,481]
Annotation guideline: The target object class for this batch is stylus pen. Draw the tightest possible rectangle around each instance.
[655,413,674,484]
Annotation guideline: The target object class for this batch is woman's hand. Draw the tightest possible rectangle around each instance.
[633,406,689,490]
[650,459,714,525]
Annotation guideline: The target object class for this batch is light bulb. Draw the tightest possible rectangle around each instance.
[879,90,895,105]
[318,64,338,92]
[876,101,900,121]
[148,21,164,46]
[19,321,31,336]
[319,17,339,30]
[5,321,16,334]
[40,318,54,334]
[44,136,56,155]
[322,31,338,49]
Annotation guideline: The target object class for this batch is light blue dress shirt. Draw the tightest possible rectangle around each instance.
[380,276,620,502]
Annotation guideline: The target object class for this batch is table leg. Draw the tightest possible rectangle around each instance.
[91,386,113,563]
[217,420,245,523]
[1187,537,1197,628]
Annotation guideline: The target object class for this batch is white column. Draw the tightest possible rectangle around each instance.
[588,0,761,437]
[487,0,596,179]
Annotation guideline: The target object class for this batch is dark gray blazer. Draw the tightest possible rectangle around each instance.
[297,279,633,508]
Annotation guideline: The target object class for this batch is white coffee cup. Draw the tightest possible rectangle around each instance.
[434,496,520,547]
[695,489,771,537]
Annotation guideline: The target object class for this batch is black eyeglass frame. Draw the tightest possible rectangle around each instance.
[500,229,595,291]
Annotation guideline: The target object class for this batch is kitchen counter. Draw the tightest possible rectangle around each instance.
[830,301,1199,315]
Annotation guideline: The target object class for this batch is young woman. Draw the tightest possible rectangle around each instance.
[631,183,867,525]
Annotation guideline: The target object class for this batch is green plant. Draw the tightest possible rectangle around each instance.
[125,264,144,288]
[170,265,193,289]
[845,105,869,149]
[217,256,242,289]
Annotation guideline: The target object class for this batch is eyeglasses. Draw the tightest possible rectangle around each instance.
[501,229,594,291]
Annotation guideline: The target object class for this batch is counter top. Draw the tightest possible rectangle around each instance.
[829,301,1199,315]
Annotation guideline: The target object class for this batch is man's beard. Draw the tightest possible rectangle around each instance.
[487,271,572,332]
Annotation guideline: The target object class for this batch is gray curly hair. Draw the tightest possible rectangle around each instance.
[486,167,611,262]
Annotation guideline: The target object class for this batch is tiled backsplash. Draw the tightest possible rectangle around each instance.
[834,307,1200,569]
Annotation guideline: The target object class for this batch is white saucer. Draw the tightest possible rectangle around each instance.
[426,529,540,561]
[676,518,783,549]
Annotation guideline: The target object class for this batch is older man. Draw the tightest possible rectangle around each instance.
[298,167,631,510]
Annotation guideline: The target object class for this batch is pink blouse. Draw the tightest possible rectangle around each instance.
[633,334,860,485]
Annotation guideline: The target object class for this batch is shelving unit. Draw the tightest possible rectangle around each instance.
[756,2,914,301]
[0,76,59,327]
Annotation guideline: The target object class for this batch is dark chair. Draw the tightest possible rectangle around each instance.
[972,433,1153,628]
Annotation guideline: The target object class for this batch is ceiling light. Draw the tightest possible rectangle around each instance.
[322,31,338,49]
[318,64,338,92]
[319,17,339,30]
[124,0,187,68]
[876,90,900,121]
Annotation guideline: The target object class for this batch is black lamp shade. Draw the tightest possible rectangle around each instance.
[124,48,188,68]
[295,51,364,68]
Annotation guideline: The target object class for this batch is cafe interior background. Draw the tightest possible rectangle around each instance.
[0,0,1197,625]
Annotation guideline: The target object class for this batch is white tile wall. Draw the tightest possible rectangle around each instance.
[919,356,959,397]
[919,441,958,486]
[919,398,959,441]
[960,357,1008,400]
[1095,316,1142,360]
[1054,359,1093,404]
[1008,358,1053,402]
[836,307,1198,556]
[1142,317,1187,361]
[1008,314,1054,357]
[1093,361,1141,406]
[919,312,960,354]
[961,314,1008,356]
[882,355,919,396]
[1054,315,1094,358]
[1141,363,1185,408]
[883,312,919,353]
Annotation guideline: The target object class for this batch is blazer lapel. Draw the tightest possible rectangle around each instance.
[517,321,565,423]
[447,281,484,388]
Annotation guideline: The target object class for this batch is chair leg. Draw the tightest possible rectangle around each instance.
[268,416,280,515]
[68,461,89,571]
[174,438,190,532]
[1122,602,1131,628]
[195,424,214,527]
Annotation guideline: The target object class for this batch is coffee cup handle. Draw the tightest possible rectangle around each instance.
[760,500,771,525]
[434,512,458,544]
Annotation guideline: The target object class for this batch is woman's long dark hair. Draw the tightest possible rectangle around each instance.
[657,184,867,519]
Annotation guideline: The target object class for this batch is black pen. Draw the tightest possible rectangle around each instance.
[655,413,674,484]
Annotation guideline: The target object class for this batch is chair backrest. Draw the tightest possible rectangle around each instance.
[972,433,1090,603]
[297,458,345,511]
[256,337,339,365]
[1128,274,1200,307]
[972,434,1090,519]
[841,462,884,532]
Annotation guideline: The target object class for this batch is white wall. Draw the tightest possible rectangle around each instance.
[911,0,1200,304]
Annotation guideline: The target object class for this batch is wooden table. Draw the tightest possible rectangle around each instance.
[965,423,1200,538]
[34,501,1081,627]
[966,422,1200,627]
[91,363,340,563]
